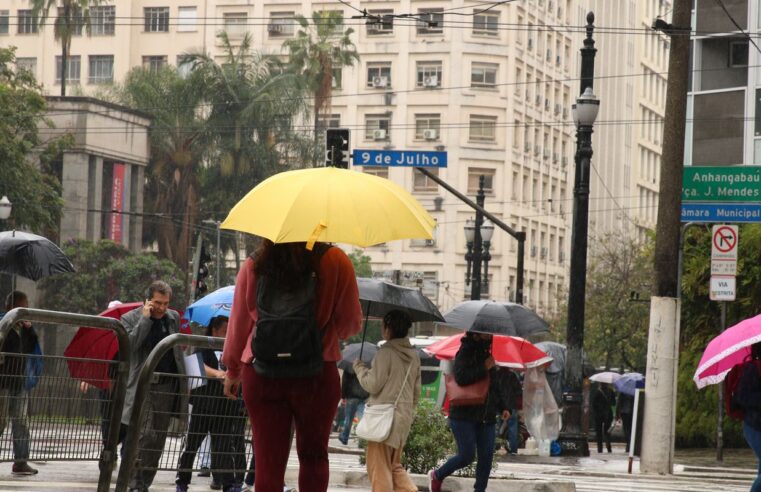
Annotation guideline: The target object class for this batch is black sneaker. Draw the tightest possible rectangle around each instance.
[12,462,38,475]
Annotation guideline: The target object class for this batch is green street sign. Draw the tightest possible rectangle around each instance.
[682,166,761,202]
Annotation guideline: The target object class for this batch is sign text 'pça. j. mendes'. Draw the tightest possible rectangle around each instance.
[682,166,761,202]
[352,149,448,168]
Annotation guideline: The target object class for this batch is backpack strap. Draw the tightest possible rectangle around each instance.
[393,362,414,408]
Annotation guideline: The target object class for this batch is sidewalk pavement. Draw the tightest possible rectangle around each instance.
[0,437,754,491]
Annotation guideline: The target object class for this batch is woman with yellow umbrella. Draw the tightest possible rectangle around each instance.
[221,166,435,492]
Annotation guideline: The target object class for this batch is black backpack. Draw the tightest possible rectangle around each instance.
[251,244,331,378]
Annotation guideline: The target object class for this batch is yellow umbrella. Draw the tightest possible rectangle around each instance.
[221,167,436,248]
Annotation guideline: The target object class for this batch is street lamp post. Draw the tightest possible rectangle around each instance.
[559,12,599,457]
[463,176,495,301]
[481,220,494,296]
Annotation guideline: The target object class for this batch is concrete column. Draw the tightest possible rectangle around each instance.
[640,296,680,474]
[87,156,103,241]
[60,152,90,242]
[130,165,145,252]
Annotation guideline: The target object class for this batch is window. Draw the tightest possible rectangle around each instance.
[59,7,85,35]
[0,10,8,35]
[416,61,442,87]
[414,168,439,191]
[332,68,342,89]
[414,114,441,140]
[367,10,393,35]
[91,6,115,35]
[177,6,197,32]
[17,10,37,34]
[468,168,495,193]
[729,41,749,68]
[144,7,169,32]
[367,63,391,88]
[362,167,389,179]
[317,114,341,131]
[365,114,391,140]
[473,12,499,36]
[55,55,81,84]
[143,56,167,73]
[469,115,497,142]
[471,62,498,88]
[417,9,444,35]
[224,13,248,37]
[88,55,113,84]
[268,12,295,37]
[177,55,194,78]
[16,57,36,76]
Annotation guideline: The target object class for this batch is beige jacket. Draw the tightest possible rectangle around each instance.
[354,337,421,450]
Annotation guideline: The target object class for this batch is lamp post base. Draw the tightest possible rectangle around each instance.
[557,433,590,457]
[558,391,590,457]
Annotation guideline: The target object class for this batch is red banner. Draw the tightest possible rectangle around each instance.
[109,163,126,243]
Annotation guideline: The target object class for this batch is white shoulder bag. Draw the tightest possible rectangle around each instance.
[355,362,413,443]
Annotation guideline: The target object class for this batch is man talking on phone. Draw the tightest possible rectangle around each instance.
[120,280,188,492]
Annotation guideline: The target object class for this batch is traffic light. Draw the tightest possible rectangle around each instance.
[195,246,211,299]
[326,129,350,168]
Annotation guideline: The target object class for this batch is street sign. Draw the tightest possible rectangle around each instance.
[710,276,736,301]
[680,203,761,223]
[682,166,761,203]
[353,149,447,168]
[711,261,737,275]
[711,225,738,260]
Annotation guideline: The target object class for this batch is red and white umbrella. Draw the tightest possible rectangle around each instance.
[423,334,552,370]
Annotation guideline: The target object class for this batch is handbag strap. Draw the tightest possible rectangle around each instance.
[393,362,413,408]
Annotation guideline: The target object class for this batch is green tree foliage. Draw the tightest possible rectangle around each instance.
[283,11,359,165]
[676,224,761,447]
[348,249,373,278]
[0,47,66,234]
[30,0,105,96]
[38,239,188,314]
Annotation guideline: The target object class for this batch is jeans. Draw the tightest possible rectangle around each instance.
[744,422,761,492]
[435,419,496,492]
[339,398,365,443]
[0,388,30,462]
[507,411,518,453]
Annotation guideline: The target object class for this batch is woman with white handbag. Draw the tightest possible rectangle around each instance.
[353,310,421,492]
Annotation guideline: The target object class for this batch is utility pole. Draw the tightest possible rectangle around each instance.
[470,176,485,300]
[640,0,692,475]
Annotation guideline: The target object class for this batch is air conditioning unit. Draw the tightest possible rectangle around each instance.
[530,246,538,257]
[540,247,548,259]
[425,239,436,247]
[423,75,438,87]
[372,75,389,88]
[423,129,438,140]
[267,23,283,34]
[372,129,387,140]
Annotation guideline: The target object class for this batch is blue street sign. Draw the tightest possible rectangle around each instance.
[352,149,447,168]
[681,203,761,223]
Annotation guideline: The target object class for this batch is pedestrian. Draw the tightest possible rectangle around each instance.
[429,332,513,492]
[222,241,362,492]
[496,367,522,454]
[726,341,761,492]
[616,391,635,452]
[176,315,245,492]
[121,280,188,492]
[592,383,613,453]
[353,310,420,492]
[0,291,39,475]
[338,369,369,445]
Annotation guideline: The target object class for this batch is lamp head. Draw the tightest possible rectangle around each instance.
[464,218,476,243]
[481,220,495,242]
[572,87,600,127]
[0,196,11,220]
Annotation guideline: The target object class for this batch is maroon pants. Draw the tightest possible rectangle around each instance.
[241,362,340,492]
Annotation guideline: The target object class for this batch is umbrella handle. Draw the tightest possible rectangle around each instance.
[359,304,370,360]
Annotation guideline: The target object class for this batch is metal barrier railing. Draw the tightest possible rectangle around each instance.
[116,334,252,492]
[0,307,130,492]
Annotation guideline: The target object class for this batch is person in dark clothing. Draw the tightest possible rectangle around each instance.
[338,369,369,445]
[176,316,244,492]
[616,391,635,452]
[0,291,38,476]
[592,383,614,453]
[727,342,761,492]
[496,368,522,454]
[429,332,512,492]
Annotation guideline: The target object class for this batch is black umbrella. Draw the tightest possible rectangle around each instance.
[356,278,445,358]
[441,300,550,338]
[338,342,378,373]
[0,231,75,281]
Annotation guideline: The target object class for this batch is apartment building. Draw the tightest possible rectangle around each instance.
[1,0,582,315]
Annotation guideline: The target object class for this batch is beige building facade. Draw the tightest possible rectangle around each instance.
[0,0,667,316]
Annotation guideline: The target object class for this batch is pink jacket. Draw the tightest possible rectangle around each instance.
[222,247,362,379]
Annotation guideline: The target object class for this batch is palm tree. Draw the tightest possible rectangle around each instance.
[31,0,105,96]
[283,11,359,165]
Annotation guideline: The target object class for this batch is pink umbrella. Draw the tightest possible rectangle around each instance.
[424,334,552,370]
[694,312,761,389]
